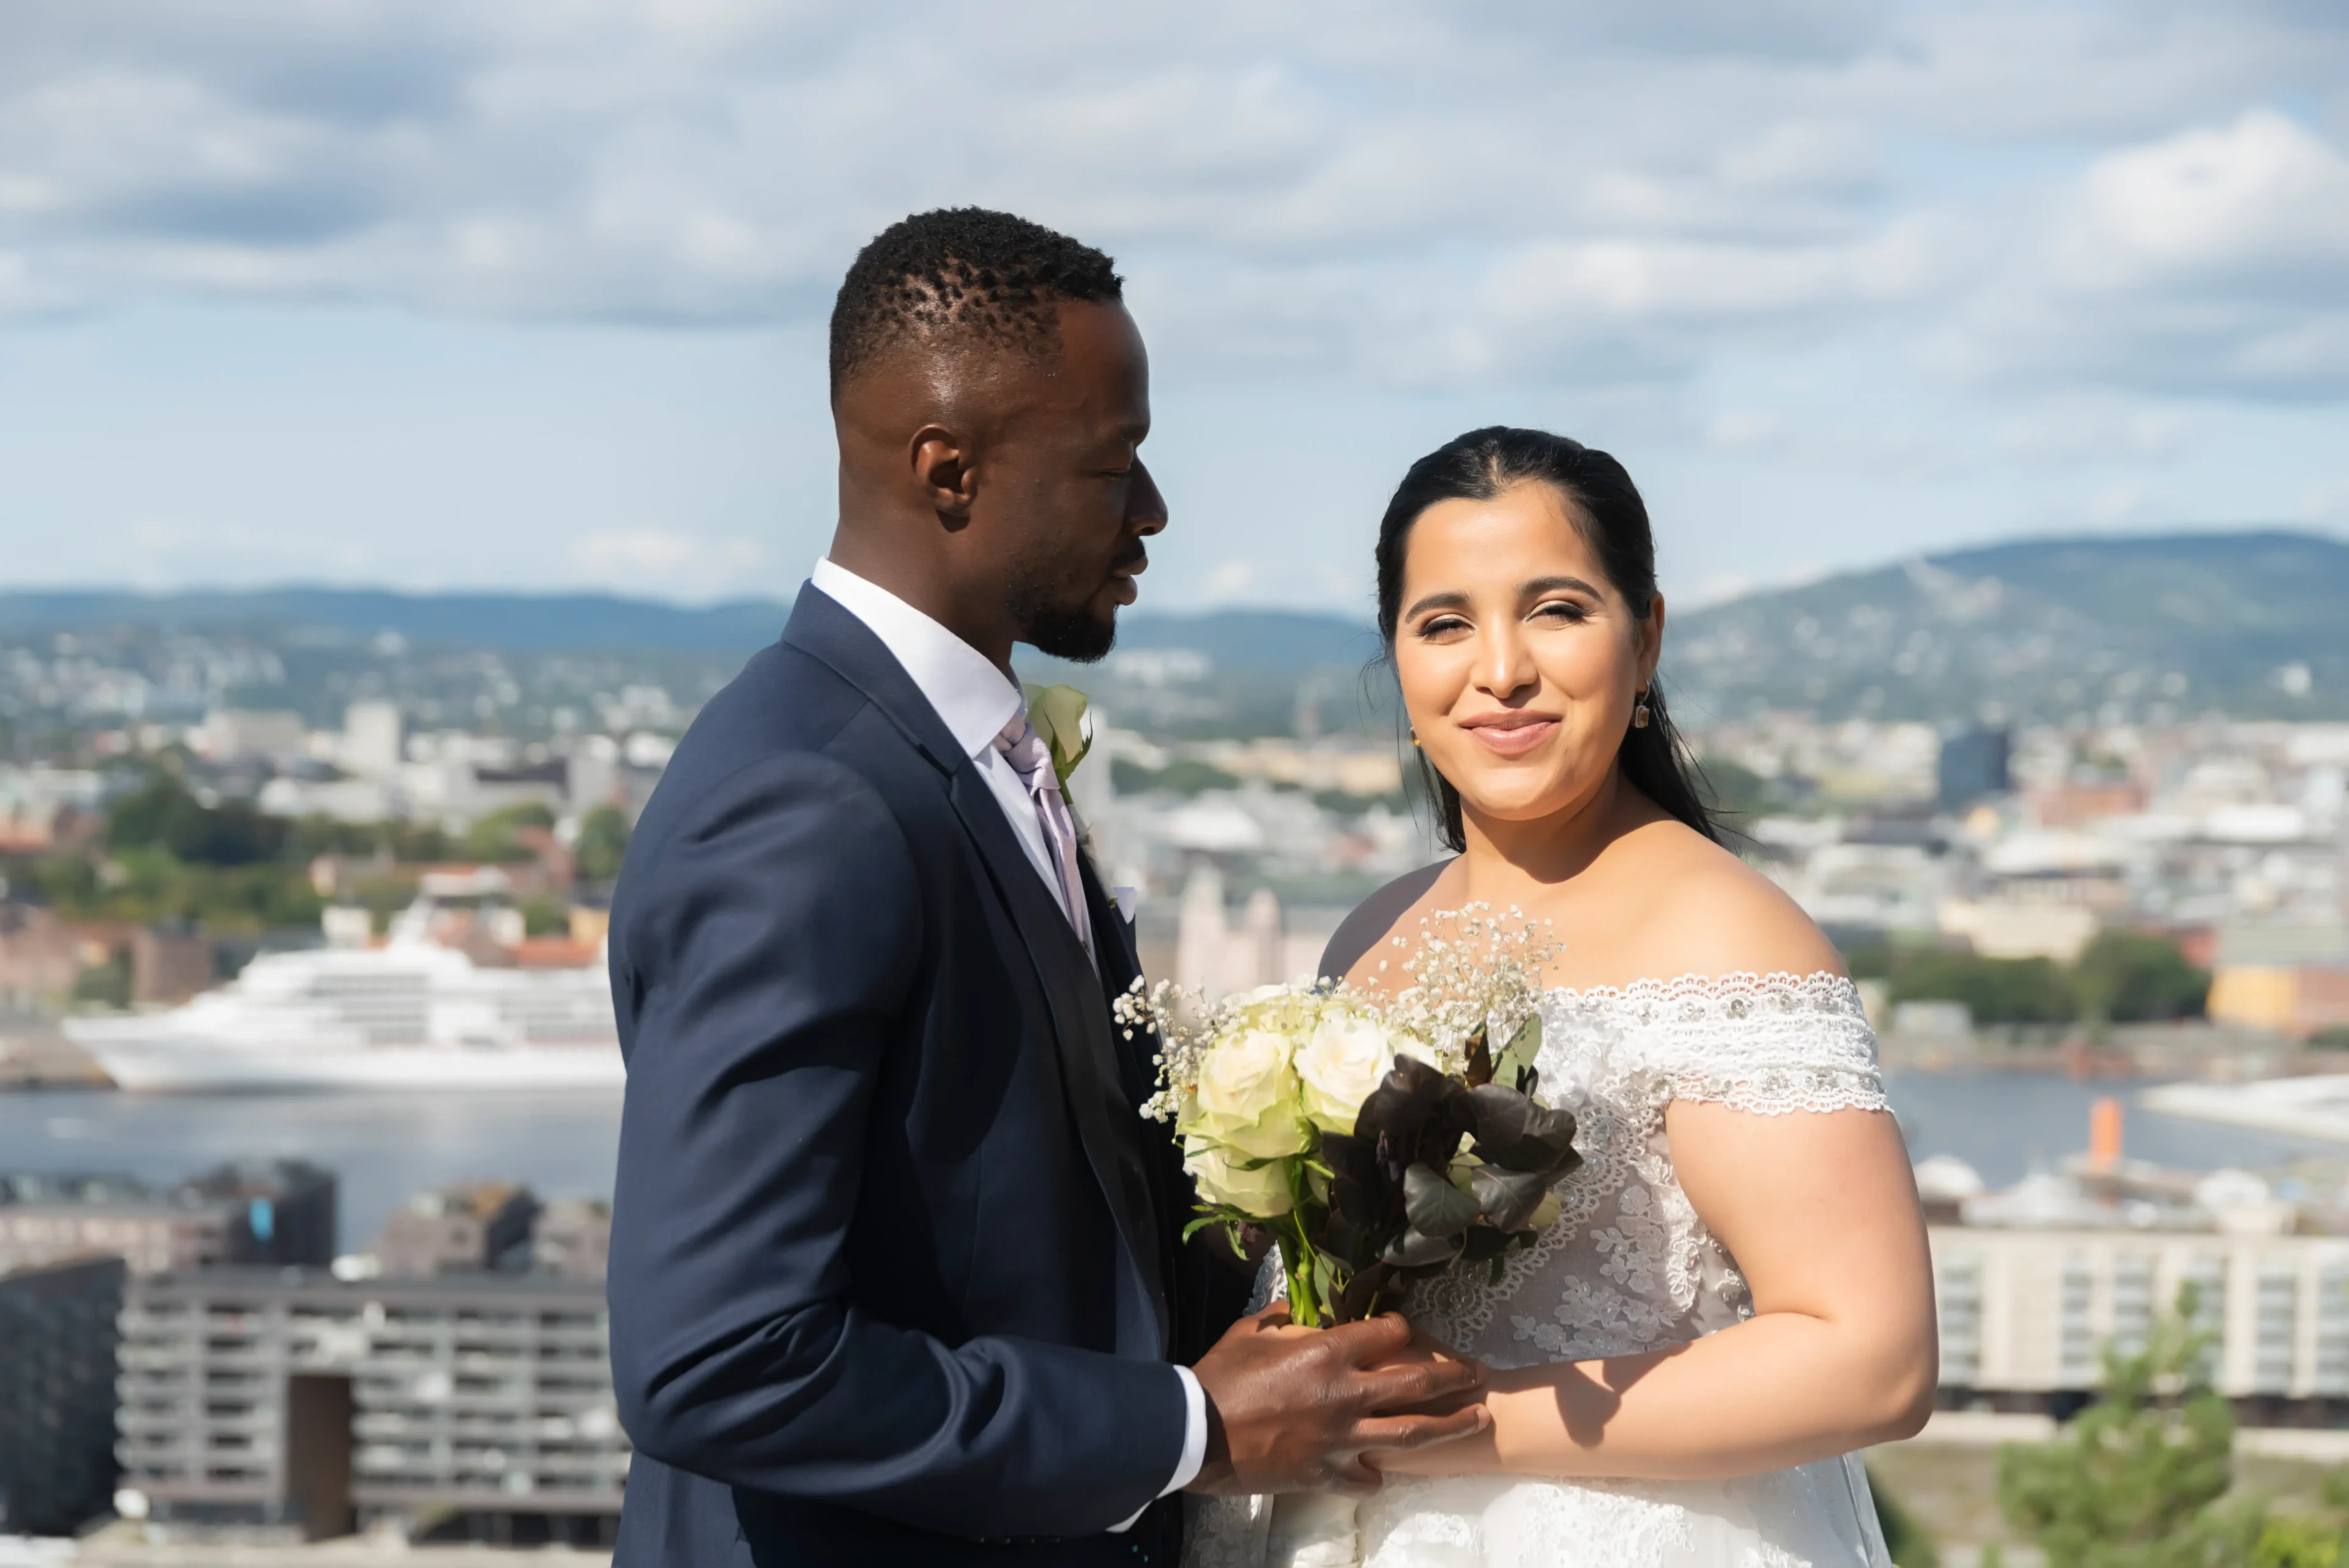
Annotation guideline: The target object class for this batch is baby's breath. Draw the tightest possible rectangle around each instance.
[1124,903,1558,1123]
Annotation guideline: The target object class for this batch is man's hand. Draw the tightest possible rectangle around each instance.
[1186,1306,1489,1497]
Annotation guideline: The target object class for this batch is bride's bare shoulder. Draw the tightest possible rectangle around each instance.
[1603,819,1844,983]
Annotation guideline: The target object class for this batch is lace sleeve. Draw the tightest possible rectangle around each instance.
[1617,972,1888,1115]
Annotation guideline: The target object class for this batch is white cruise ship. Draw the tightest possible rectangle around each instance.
[66,902,623,1093]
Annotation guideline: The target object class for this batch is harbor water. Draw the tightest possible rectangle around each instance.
[1,1070,2343,1253]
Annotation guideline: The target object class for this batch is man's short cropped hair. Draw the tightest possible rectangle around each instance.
[828,207,1123,401]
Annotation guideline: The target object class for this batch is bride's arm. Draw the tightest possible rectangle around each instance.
[1373,1100,1937,1481]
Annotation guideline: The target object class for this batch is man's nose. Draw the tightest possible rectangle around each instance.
[1128,458,1168,535]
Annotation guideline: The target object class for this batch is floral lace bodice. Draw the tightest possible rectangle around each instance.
[1189,973,1893,1568]
[1203,973,1898,1561]
[1409,971,1887,1369]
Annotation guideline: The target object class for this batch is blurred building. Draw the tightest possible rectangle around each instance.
[341,701,406,776]
[1171,871,1345,998]
[2207,927,2349,1037]
[0,905,86,1003]
[0,1164,336,1278]
[0,1255,125,1536]
[1937,725,2013,812]
[194,710,310,767]
[368,1182,540,1277]
[116,1269,626,1537]
[1932,1224,2349,1415]
[132,925,217,1006]
[528,1199,611,1282]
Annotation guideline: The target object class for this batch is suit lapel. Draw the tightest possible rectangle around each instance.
[947,770,1171,1356]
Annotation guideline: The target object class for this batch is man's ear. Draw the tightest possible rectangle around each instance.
[910,423,979,527]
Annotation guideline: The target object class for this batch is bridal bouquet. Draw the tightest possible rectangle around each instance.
[1121,906,1581,1329]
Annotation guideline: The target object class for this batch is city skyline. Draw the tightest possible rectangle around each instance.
[0,2,2345,608]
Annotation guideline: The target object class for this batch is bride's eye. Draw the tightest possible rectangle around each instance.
[1415,614,1472,641]
[1532,600,1590,626]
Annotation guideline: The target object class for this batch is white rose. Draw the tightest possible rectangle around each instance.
[1190,1029,1309,1157]
[1293,1013,1400,1134]
[1185,1139,1294,1217]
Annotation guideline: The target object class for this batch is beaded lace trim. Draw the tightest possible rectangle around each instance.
[1403,971,1885,1356]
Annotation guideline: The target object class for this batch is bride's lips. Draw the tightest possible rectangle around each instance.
[1458,712,1559,757]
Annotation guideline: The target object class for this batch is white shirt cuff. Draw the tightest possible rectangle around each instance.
[1107,1364,1208,1533]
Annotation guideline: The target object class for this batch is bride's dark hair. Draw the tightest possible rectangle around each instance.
[1375,426,1721,852]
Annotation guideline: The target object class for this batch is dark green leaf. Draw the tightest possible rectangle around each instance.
[1381,1227,1463,1268]
[1461,1023,1494,1088]
[1402,1162,1480,1238]
[1495,1013,1542,1093]
[1469,1165,1551,1232]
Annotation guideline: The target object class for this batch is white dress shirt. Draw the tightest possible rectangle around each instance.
[806,559,1208,1522]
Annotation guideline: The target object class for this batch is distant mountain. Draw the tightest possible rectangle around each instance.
[0,585,1378,667]
[6,529,2342,724]
[1107,608,1379,669]
[1667,530,2349,724]
[0,587,794,653]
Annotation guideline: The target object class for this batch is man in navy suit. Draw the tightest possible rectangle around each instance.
[605,209,1486,1567]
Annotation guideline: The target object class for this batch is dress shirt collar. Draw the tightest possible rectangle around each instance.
[808,558,1023,761]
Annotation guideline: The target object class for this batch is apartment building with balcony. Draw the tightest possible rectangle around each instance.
[115,1268,625,1539]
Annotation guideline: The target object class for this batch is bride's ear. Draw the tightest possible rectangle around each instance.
[1636,592,1666,686]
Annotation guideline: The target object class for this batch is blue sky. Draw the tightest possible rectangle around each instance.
[1,1,2345,611]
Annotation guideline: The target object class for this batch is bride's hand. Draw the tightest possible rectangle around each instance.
[1364,1327,1484,1418]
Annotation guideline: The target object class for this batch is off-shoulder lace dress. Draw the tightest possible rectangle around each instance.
[1184,973,1896,1568]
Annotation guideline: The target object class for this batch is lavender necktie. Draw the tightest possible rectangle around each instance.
[994,715,1092,958]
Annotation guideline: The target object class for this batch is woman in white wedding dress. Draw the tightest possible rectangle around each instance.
[1186,428,1935,1568]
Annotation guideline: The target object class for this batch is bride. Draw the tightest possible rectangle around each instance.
[1186,427,1937,1568]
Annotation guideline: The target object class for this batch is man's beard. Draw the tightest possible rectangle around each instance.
[1007,548,1121,663]
[1014,587,1118,662]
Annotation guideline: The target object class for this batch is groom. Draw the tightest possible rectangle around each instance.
[604,209,1485,1567]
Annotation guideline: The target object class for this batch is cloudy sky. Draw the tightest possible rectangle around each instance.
[2,1,2345,611]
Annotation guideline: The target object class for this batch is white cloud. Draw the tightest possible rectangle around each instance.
[1206,559,1258,600]
[2058,110,2349,290]
[1952,109,2349,396]
[0,0,2339,402]
[570,528,763,595]
[1,0,2347,606]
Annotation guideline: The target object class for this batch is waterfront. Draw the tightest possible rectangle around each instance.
[0,1087,625,1249]
[1,1069,2343,1251]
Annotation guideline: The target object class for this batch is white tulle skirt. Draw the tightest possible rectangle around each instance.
[1184,1453,1890,1568]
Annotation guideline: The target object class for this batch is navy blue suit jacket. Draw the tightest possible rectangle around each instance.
[606,587,1245,1566]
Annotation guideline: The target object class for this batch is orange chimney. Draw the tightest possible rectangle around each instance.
[2088,1096,2124,1173]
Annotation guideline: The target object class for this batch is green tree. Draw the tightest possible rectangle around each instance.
[1108,757,1241,797]
[573,804,633,883]
[2074,931,2210,1024]
[2251,1515,2344,1568]
[459,802,557,863]
[71,948,132,1009]
[1998,1285,2256,1567]
[520,894,571,937]
[1698,756,1770,817]
[106,778,286,865]
[1891,950,2074,1025]
[1870,1467,1941,1567]
[283,815,384,860]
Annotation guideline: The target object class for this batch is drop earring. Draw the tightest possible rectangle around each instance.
[1409,729,1423,748]
[1632,691,1652,729]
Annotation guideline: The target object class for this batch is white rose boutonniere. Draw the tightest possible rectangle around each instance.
[1020,683,1093,791]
